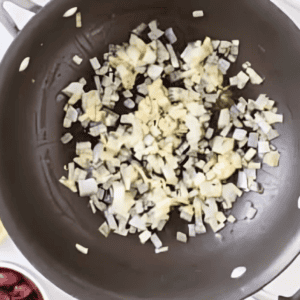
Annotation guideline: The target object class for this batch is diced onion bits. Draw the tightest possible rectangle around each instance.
[155,246,169,254]
[59,15,283,253]
[76,243,88,254]
[61,133,73,144]
[19,57,30,72]
[76,12,82,28]
[73,55,83,65]
[63,7,78,17]
[177,232,187,243]
[193,10,204,18]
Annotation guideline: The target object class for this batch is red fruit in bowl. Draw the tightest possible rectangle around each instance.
[0,270,20,287]
[0,290,10,300]
[9,283,32,300]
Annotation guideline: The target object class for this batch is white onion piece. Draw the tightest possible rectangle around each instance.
[193,10,204,17]
[227,215,236,223]
[258,141,270,154]
[19,57,30,72]
[150,233,163,249]
[76,243,88,254]
[166,44,179,68]
[147,65,164,81]
[99,222,110,237]
[139,230,152,244]
[124,99,135,109]
[132,23,147,35]
[177,232,187,243]
[231,267,246,279]
[244,148,257,161]
[218,58,230,74]
[76,12,82,28]
[165,28,177,44]
[232,129,247,141]
[78,178,98,197]
[63,7,78,17]
[73,55,83,65]
[246,67,264,84]
[61,133,73,144]
[188,224,196,237]
[90,57,101,70]
[155,246,169,254]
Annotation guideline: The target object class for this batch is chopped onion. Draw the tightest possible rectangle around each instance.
[139,230,151,244]
[244,148,257,161]
[66,105,78,122]
[124,99,135,109]
[188,224,196,237]
[59,176,77,192]
[165,28,177,44]
[258,141,270,154]
[129,226,137,234]
[236,71,249,89]
[246,67,264,84]
[237,171,248,190]
[155,246,169,254]
[147,64,164,80]
[263,111,283,124]
[19,57,30,72]
[73,55,83,65]
[89,200,97,214]
[63,7,78,17]
[218,109,230,129]
[193,10,204,17]
[90,57,101,70]
[78,178,98,197]
[76,243,88,254]
[166,44,180,68]
[248,132,259,148]
[104,211,118,230]
[180,205,194,222]
[129,215,147,231]
[227,215,236,223]
[218,58,231,74]
[212,40,220,50]
[150,233,163,248]
[263,150,280,167]
[177,232,187,243]
[99,221,110,237]
[148,29,164,40]
[132,23,147,35]
[232,129,247,141]
[61,133,73,144]
[242,61,251,69]
[76,12,82,28]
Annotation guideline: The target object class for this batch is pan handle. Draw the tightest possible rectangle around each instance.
[279,289,300,300]
[0,0,42,37]
[282,0,300,11]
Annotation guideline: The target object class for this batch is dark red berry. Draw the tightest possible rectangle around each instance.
[0,290,10,300]
[0,270,20,287]
[9,283,32,299]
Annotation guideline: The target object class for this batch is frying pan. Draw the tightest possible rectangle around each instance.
[0,0,300,299]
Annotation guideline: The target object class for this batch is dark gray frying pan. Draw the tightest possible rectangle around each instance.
[0,0,300,299]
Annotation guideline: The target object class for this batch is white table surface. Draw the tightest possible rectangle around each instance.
[0,1,300,299]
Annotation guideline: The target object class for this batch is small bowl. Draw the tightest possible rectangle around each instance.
[0,261,48,300]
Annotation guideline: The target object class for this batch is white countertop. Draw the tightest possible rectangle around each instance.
[0,1,300,299]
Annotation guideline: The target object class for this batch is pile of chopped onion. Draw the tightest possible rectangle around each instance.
[59,17,283,254]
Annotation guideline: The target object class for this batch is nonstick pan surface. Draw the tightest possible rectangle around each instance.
[0,0,300,299]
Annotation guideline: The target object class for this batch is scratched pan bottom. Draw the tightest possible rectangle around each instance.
[0,0,300,299]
